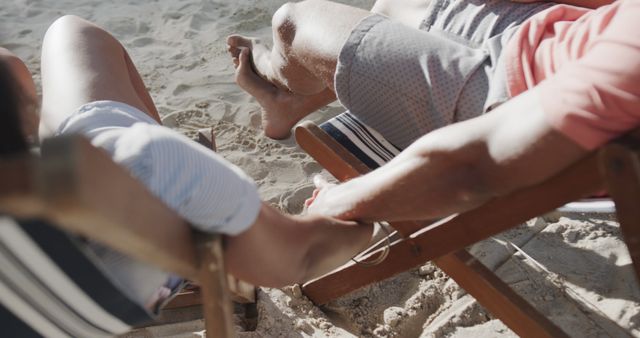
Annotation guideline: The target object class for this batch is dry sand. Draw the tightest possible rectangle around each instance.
[2,0,639,337]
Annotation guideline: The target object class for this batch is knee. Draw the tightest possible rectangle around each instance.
[272,0,333,47]
[371,0,393,16]
[272,2,298,47]
[45,15,89,39]
[44,15,112,47]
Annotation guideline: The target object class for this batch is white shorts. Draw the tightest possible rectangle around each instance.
[55,100,261,310]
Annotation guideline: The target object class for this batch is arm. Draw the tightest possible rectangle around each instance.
[557,0,613,8]
[308,88,588,222]
[224,202,372,287]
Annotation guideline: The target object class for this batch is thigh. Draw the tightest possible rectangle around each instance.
[40,16,159,136]
[335,15,490,149]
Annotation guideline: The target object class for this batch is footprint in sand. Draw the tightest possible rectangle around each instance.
[162,109,218,138]
[279,185,316,215]
[131,37,154,47]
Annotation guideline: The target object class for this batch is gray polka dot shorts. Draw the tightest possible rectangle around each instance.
[334,0,553,149]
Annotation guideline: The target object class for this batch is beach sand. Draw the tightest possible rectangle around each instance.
[2,0,639,337]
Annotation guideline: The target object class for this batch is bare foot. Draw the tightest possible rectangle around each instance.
[227,35,316,139]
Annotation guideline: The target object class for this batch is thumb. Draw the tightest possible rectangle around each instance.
[236,47,250,73]
[313,175,331,189]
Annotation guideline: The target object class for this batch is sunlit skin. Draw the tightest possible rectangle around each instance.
[2,15,373,288]
[227,0,613,139]
[226,0,431,139]
[0,47,39,141]
[226,0,609,223]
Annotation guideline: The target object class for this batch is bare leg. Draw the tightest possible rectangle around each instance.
[227,0,431,139]
[40,15,161,138]
[227,0,369,139]
[228,39,337,139]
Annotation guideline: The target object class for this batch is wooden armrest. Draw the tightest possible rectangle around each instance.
[0,135,199,280]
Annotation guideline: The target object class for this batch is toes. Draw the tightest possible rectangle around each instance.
[229,46,241,58]
[234,47,278,97]
[226,35,253,48]
[235,47,252,76]
[227,35,254,59]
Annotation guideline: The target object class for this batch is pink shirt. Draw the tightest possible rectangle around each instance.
[505,0,640,149]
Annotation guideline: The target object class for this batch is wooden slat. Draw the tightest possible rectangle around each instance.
[0,156,44,216]
[196,127,256,306]
[0,132,240,337]
[600,143,640,284]
[295,122,427,236]
[194,127,241,337]
[295,123,574,338]
[198,127,217,151]
[0,136,200,280]
[198,234,236,338]
[163,290,203,310]
[295,122,370,182]
[302,152,602,304]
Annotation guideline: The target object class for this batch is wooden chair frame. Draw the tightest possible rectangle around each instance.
[295,121,640,338]
[0,130,251,338]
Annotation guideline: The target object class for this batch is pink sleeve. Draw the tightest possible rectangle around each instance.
[538,1,640,150]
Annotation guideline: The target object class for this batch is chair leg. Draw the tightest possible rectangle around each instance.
[195,128,237,337]
[198,234,236,338]
[600,143,640,284]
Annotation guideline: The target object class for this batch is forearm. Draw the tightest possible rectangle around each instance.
[553,0,613,9]
[314,89,588,223]
[324,131,496,222]
[509,0,613,9]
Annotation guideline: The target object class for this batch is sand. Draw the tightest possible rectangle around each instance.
[2,0,639,337]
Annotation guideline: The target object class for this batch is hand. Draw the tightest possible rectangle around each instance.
[304,175,350,219]
[304,175,334,206]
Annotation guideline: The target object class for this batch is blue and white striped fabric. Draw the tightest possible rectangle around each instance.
[320,111,402,170]
[0,217,152,337]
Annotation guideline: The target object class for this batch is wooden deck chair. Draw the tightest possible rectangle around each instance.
[295,112,640,338]
[0,129,251,338]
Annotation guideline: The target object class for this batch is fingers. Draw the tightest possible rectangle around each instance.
[304,188,321,207]
[313,175,331,189]
[306,176,334,210]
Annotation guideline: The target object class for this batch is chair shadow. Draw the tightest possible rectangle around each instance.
[481,215,640,336]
